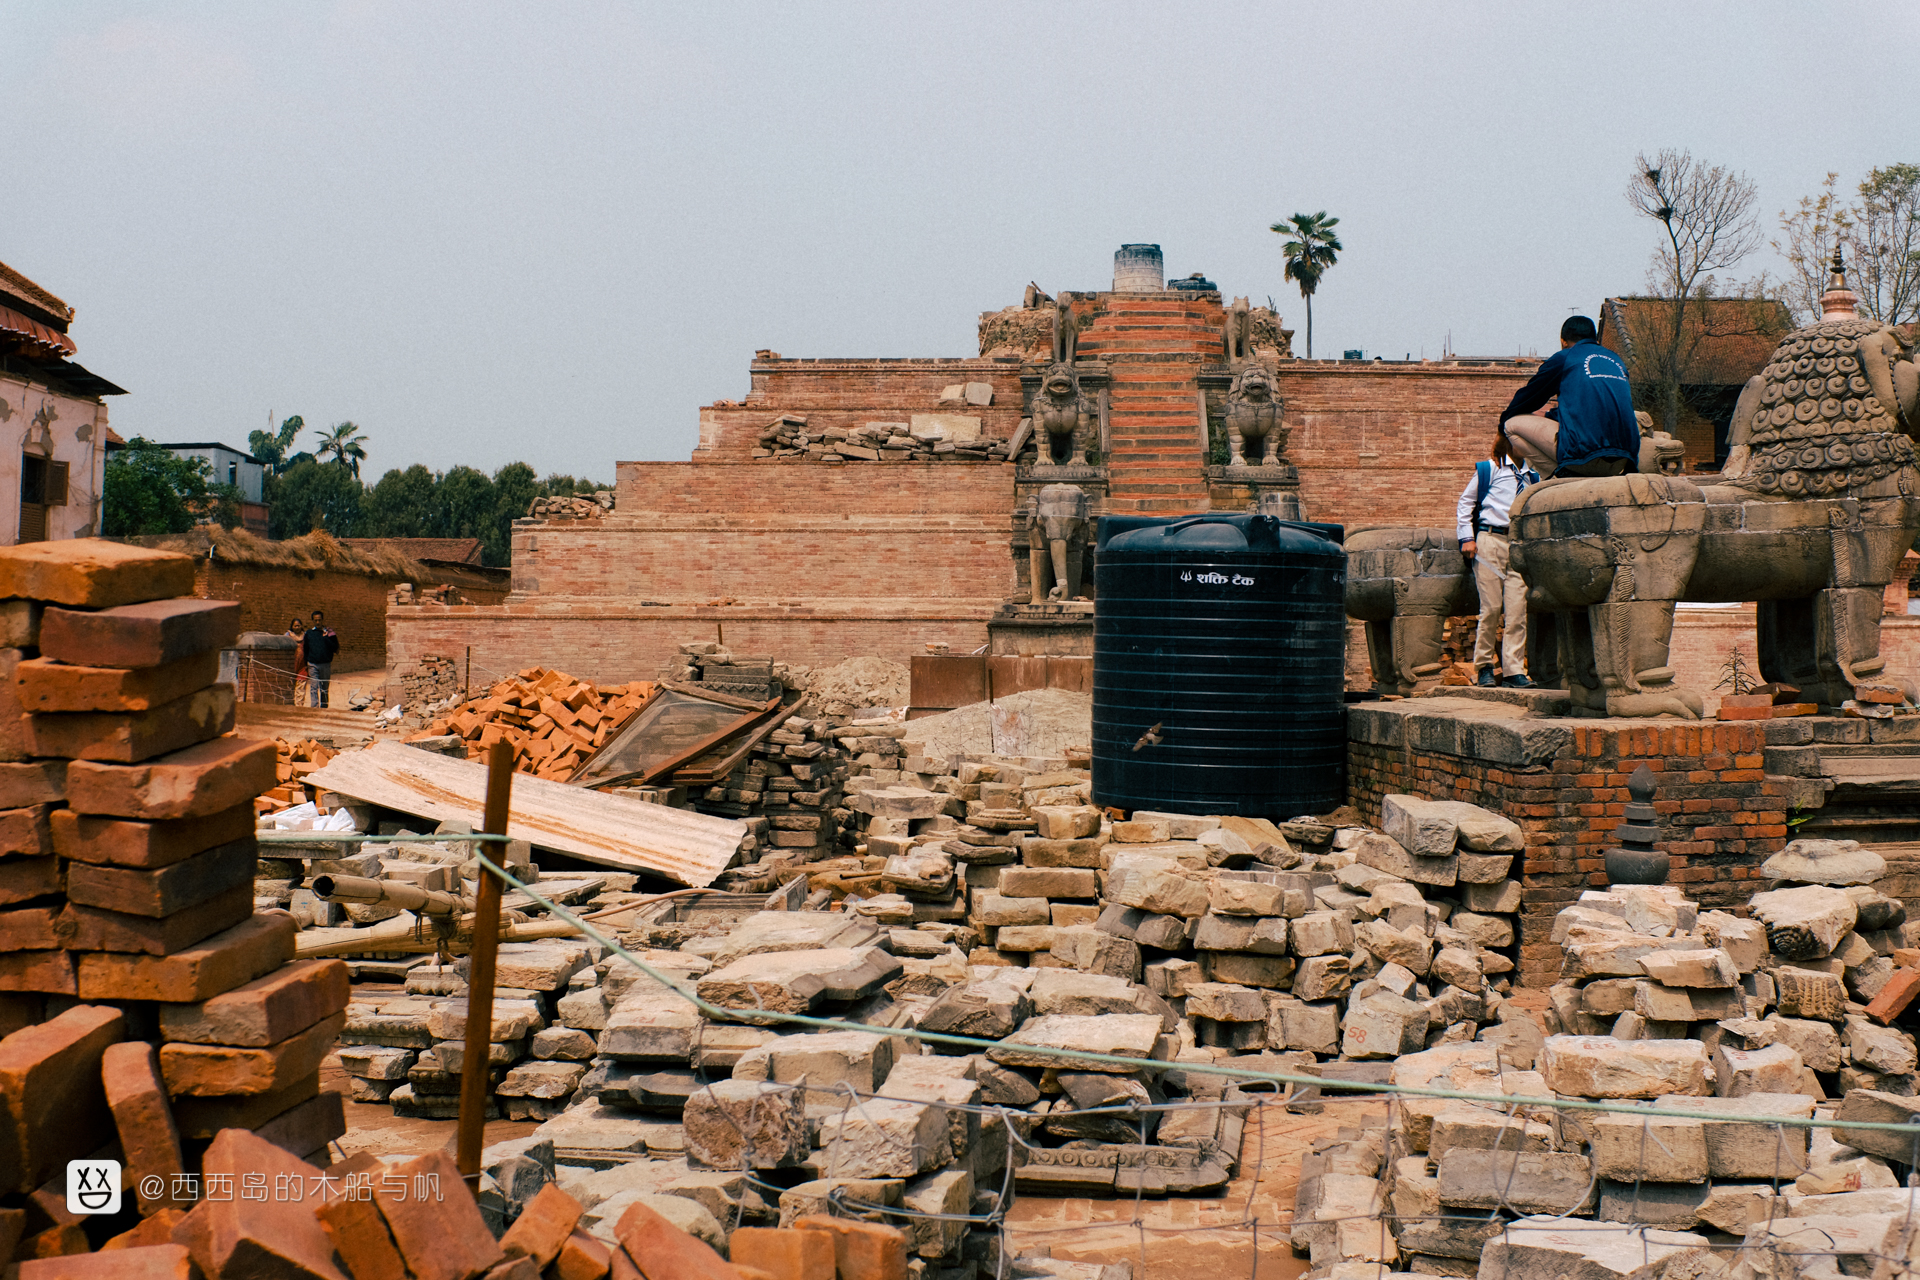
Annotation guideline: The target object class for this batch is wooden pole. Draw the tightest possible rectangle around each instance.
[455,740,513,1191]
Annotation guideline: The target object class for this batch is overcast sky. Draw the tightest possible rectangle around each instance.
[7,2,1915,482]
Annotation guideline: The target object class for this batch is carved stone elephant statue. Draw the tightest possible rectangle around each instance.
[1028,483,1092,604]
[1511,313,1920,718]
[1345,527,1476,696]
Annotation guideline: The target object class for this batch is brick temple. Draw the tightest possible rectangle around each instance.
[390,245,1543,679]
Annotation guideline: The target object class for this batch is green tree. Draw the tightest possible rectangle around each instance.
[361,464,439,538]
[247,415,307,476]
[1852,164,1920,324]
[102,438,244,535]
[433,465,496,540]
[1777,165,1920,326]
[316,421,369,477]
[1270,211,1342,359]
[267,458,365,538]
[315,459,609,566]
[486,462,542,566]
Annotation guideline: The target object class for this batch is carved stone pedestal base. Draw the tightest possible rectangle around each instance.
[1017,464,1108,485]
[988,602,1094,657]
[1205,464,1305,520]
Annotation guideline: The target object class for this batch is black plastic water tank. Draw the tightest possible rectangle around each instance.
[1092,512,1347,817]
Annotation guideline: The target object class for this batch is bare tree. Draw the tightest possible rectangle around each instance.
[1774,172,1852,325]
[1626,149,1764,434]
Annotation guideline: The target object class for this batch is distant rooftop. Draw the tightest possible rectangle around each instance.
[0,260,73,331]
[161,442,269,463]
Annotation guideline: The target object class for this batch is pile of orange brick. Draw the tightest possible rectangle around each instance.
[0,540,350,1262]
[257,738,336,812]
[408,667,655,780]
[0,1120,914,1278]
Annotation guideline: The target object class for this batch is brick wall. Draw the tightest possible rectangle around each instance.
[1277,362,1537,532]
[1668,609,1920,717]
[512,462,1017,600]
[387,602,995,688]
[1348,707,1798,989]
[196,562,508,673]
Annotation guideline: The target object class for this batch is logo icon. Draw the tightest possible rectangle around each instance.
[68,1160,122,1215]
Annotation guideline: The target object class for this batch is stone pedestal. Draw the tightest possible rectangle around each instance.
[987,602,1095,657]
[1204,465,1304,518]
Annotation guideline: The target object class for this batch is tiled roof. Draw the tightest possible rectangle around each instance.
[1600,296,1794,386]
[340,537,484,565]
[0,261,73,330]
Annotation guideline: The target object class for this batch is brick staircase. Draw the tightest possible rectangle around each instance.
[1076,296,1222,514]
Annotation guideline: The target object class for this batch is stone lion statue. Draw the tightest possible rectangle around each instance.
[1511,311,1920,718]
[1032,362,1092,466]
[1224,364,1287,467]
[1637,410,1684,476]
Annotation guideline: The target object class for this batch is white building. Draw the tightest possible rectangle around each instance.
[0,260,123,544]
[159,442,267,503]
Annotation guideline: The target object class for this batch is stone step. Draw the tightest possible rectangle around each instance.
[1077,340,1215,353]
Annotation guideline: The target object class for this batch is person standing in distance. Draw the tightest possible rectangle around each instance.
[1500,315,1639,479]
[1457,425,1540,688]
[303,610,341,708]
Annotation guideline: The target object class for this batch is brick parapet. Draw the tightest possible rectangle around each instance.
[1347,707,1793,991]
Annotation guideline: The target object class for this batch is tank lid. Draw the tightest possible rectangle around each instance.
[1099,512,1345,554]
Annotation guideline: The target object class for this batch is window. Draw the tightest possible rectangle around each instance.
[19,455,68,544]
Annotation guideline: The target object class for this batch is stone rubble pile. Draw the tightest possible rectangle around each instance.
[0,540,356,1256]
[1289,837,1920,1279]
[753,409,1012,463]
[302,760,1559,1275]
[393,653,462,708]
[659,644,785,702]
[527,490,616,519]
[268,815,658,1128]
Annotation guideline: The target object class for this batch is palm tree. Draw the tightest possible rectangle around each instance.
[248,415,304,475]
[316,421,369,478]
[1271,212,1343,359]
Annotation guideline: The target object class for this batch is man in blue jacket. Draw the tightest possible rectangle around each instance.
[1501,316,1638,479]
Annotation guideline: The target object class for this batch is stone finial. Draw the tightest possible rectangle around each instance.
[1604,763,1669,885]
[1821,246,1859,321]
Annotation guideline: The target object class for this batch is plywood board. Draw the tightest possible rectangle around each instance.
[303,742,745,886]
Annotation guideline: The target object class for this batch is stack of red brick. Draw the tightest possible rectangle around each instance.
[0,541,350,1264]
[1,1123,912,1278]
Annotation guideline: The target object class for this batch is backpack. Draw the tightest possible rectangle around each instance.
[1472,460,1535,535]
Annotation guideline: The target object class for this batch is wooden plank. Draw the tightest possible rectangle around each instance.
[303,742,745,886]
[988,655,1049,697]
[909,655,987,712]
[1045,656,1094,695]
